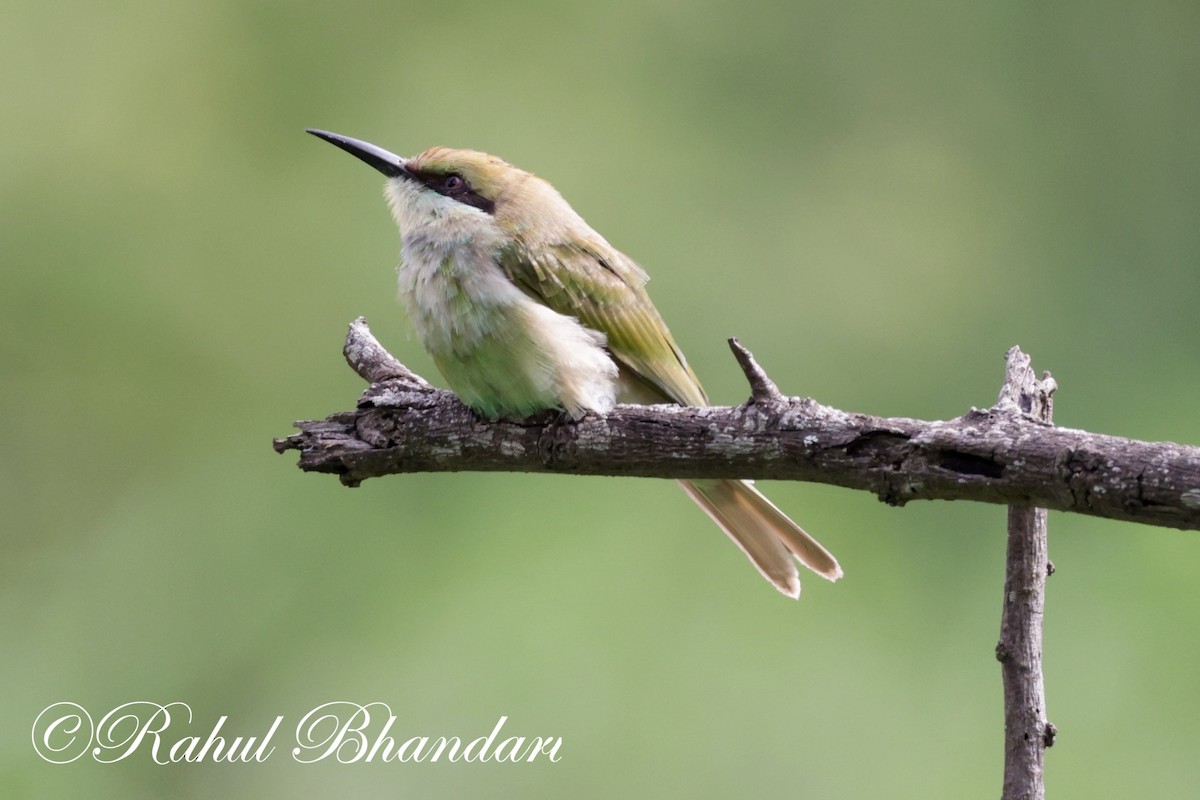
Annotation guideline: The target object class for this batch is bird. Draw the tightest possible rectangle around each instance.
[306,129,842,598]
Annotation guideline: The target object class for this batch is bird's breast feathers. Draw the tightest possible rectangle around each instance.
[397,231,618,419]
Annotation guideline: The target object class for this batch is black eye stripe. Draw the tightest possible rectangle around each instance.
[415,170,495,214]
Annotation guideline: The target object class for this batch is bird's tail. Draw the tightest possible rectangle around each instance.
[678,479,842,598]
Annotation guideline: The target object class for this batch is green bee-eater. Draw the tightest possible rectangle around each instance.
[307,129,842,598]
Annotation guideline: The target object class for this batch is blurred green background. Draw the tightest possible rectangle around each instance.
[3,0,1198,796]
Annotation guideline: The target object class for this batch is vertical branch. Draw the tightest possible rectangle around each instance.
[996,348,1057,800]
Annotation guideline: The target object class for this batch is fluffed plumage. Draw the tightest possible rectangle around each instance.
[309,130,843,597]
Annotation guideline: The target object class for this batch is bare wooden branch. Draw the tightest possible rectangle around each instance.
[997,348,1056,800]
[273,319,1200,532]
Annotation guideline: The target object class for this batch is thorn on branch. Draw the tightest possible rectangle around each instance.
[728,338,786,406]
[343,316,432,388]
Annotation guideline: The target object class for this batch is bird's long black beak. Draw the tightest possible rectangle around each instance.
[306,129,411,179]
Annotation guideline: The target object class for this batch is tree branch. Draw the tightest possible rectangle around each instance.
[274,318,1200,532]
[997,349,1056,800]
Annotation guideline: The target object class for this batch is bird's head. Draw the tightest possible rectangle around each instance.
[307,129,578,242]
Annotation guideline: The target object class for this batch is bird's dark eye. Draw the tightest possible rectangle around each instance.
[424,170,494,213]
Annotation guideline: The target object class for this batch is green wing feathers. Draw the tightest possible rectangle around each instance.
[497,230,843,597]
[499,239,707,408]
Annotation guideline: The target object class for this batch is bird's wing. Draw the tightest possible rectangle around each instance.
[499,239,708,407]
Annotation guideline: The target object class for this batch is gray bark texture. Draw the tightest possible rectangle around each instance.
[996,350,1056,800]
[273,318,1200,532]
